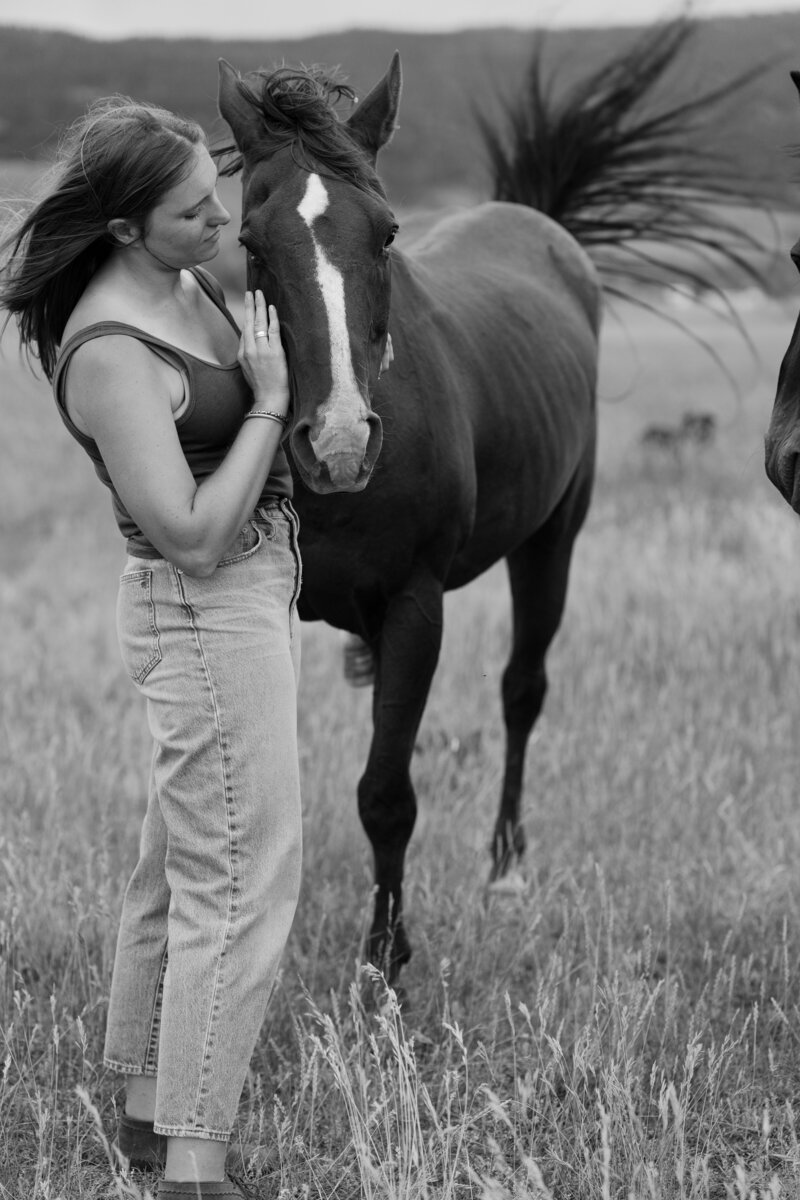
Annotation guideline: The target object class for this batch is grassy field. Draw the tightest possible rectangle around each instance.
[3,229,800,1198]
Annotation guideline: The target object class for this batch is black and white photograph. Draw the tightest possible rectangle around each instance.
[3,0,800,1196]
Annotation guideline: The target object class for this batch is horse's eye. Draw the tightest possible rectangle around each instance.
[238,240,260,264]
[384,225,399,250]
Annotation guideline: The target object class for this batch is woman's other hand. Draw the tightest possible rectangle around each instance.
[238,290,289,409]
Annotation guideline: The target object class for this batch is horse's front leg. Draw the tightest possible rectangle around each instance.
[357,565,444,983]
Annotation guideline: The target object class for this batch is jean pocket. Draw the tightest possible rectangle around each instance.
[117,570,161,684]
[217,522,264,568]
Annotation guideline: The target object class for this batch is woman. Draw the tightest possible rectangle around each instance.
[1,97,308,1198]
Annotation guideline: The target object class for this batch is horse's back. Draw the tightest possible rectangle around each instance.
[400,201,601,333]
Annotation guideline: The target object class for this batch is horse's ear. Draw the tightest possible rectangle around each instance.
[218,59,263,154]
[791,70,800,100]
[346,52,402,165]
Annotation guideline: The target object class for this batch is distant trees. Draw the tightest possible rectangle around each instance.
[0,17,794,206]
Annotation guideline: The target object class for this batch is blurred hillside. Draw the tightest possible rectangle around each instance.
[1,16,800,206]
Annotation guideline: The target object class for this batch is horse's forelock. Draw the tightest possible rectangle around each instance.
[255,65,357,120]
[220,64,384,198]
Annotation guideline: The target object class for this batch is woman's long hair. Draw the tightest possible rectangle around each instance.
[0,97,205,380]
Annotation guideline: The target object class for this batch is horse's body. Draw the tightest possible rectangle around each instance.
[297,201,598,606]
[217,25,763,978]
[290,202,598,968]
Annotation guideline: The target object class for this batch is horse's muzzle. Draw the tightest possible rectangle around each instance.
[290,411,383,494]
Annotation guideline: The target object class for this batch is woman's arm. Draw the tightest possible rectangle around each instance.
[68,293,290,576]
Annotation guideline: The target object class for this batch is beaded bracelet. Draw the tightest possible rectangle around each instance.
[244,409,289,427]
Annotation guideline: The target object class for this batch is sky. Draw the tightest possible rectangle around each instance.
[1,0,800,40]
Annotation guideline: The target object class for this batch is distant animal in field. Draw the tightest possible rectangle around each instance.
[217,19,772,981]
[766,69,800,509]
[641,411,717,452]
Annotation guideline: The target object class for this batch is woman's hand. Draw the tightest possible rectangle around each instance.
[238,290,289,410]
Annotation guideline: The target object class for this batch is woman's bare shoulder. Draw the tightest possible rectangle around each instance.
[68,331,158,374]
[62,276,139,343]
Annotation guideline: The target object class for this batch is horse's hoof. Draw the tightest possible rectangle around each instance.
[488,848,524,885]
[359,968,408,1014]
[380,982,409,1012]
[486,866,528,897]
[489,826,527,881]
[365,923,412,983]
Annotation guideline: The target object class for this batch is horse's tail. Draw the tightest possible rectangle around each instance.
[477,19,782,299]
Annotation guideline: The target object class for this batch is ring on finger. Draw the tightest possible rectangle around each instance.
[254,330,268,339]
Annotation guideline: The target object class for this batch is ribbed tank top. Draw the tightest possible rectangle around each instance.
[52,267,292,559]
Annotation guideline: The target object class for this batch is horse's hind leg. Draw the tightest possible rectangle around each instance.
[491,461,594,880]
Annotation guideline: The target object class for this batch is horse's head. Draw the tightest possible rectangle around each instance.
[766,71,800,511]
[217,55,402,494]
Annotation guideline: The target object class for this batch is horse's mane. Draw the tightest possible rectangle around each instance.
[215,64,386,198]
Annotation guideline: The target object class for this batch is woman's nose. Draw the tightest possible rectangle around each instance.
[210,196,231,226]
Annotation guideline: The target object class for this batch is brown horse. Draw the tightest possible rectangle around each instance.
[217,22,769,980]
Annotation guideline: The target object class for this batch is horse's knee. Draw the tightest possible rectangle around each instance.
[357,772,417,850]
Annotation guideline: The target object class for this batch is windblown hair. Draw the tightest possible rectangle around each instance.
[216,64,385,199]
[0,97,205,380]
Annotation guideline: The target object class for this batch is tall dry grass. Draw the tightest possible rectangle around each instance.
[3,293,800,1199]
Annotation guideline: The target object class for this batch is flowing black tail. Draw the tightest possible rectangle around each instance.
[477,19,785,299]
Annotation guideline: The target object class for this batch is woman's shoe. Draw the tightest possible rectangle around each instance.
[155,1179,245,1198]
[117,1113,167,1170]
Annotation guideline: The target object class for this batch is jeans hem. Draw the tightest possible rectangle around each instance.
[153,1125,230,1142]
[105,1058,158,1077]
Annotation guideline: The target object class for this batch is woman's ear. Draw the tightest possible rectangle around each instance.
[107,218,141,246]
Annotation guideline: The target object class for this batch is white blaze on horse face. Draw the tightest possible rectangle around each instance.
[297,173,368,478]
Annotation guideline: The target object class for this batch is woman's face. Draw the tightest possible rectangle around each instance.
[141,144,231,268]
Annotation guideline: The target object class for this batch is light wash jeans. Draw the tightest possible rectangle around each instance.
[105,499,302,1141]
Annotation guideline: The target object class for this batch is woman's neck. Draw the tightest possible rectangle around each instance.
[107,243,187,302]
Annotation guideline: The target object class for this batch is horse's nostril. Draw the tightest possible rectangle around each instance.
[364,412,383,463]
[781,452,797,494]
[766,436,800,504]
[288,418,317,472]
[786,454,800,507]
